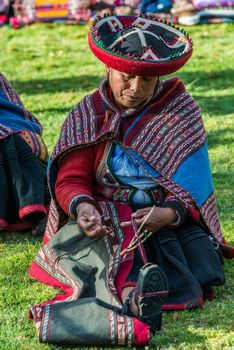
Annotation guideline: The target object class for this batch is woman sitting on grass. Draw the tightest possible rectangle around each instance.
[0,73,50,235]
[29,15,232,346]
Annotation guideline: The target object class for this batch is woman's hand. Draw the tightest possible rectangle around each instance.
[121,206,177,233]
[77,202,110,238]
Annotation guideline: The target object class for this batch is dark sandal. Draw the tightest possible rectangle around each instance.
[121,263,169,331]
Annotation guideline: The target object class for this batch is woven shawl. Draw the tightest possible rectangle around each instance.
[45,77,233,258]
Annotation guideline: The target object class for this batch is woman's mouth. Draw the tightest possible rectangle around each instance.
[124,95,141,101]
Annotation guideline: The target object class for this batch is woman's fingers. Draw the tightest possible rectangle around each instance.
[85,225,110,238]
[80,205,155,234]
[120,220,131,227]
[132,207,151,218]
[77,203,113,237]
[120,218,144,227]
[85,227,103,237]
[79,218,95,230]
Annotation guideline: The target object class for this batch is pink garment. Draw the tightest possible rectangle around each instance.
[193,0,234,8]
[114,0,139,7]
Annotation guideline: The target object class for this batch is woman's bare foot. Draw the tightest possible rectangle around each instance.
[122,286,138,315]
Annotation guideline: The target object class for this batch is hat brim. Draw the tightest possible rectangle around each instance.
[88,15,193,76]
[88,32,193,76]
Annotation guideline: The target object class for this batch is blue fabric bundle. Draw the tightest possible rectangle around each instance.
[139,0,173,13]
[0,88,41,134]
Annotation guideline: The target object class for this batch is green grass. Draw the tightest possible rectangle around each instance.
[0,23,233,350]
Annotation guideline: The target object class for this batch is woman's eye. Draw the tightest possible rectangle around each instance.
[122,75,133,81]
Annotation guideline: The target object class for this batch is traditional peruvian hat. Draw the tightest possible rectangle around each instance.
[88,14,193,76]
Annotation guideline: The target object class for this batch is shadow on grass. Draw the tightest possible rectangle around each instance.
[33,107,71,114]
[212,173,234,191]
[193,95,234,116]
[207,127,234,148]
[10,75,105,95]
[178,69,234,88]
[151,326,207,349]
[10,71,234,115]
[0,231,43,245]
[176,69,234,116]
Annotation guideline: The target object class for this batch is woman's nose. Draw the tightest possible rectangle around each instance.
[130,77,142,93]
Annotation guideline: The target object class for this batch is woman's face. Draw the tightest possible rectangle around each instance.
[107,68,158,110]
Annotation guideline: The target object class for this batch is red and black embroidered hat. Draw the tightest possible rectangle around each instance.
[88,14,193,76]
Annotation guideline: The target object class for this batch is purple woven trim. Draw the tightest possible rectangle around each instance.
[51,93,103,162]
[0,73,23,107]
[157,176,223,242]
[157,177,195,208]
[193,0,234,9]
[200,193,223,242]
[44,199,62,241]
[129,91,205,177]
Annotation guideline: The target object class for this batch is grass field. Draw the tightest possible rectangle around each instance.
[0,23,233,350]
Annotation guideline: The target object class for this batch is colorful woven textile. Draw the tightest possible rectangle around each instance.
[0,73,50,232]
[172,0,234,25]
[0,0,10,25]
[10,0,140,27]
[193,0,234,8]
[9,0,234,27]
[10,0,92,27]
